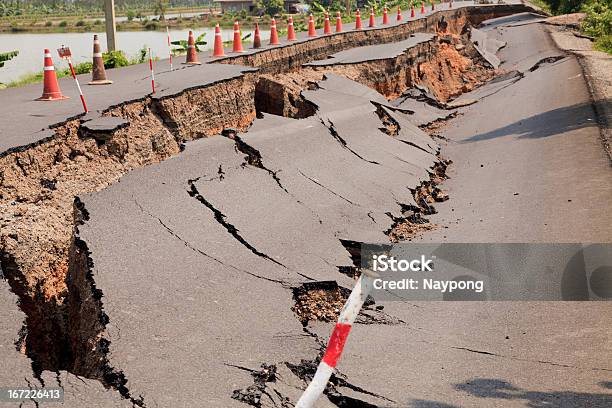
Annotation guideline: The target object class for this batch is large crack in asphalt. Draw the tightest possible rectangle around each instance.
[232,133,290,194]
[228,131,326,226]
[132,198,286,284]
[68,198,147,407]
[320,118,380,165]
[187,178,287,269]
[230,351,397,408]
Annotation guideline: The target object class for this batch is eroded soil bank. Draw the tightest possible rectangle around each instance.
[0,4,527,401]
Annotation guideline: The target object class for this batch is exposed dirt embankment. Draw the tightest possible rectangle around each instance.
[257,33,492,109]
[215,4,534,73]
[304,34,492,101]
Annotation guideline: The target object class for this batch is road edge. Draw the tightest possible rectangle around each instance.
[545,22,612,163]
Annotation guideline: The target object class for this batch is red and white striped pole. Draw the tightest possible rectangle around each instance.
[149,47,155,94]
[295,270,378,408]
[57,47,87,113]
[67,57,88,113]
[167,26,173,71]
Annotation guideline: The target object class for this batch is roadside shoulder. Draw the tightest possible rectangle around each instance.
[547,21,612,162]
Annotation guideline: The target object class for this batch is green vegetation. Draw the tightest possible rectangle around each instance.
[102,50,129,69]
[533,0,612,54]
[581,0,611,53]
[144,20,159,30]
[171,32,207,54]
[0,1,220,33]
[2,46,151,89]
[0,50,18,68]
[222,32,252,47]
[255,0,285,15]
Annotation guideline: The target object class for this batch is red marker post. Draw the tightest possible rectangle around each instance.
[149,48,156,94]
[58,46,88,113]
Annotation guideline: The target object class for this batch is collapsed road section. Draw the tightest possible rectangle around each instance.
[2,3,610,407]
[65,71,445,408]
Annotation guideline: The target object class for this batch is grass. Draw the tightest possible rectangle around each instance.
[2,50,150,89]
[5,62,91,88]
[593,35,612,53]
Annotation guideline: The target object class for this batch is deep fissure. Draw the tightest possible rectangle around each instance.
[187,178,287,268]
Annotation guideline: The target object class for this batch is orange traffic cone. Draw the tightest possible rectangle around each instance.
[324,12,332,34]
[253,21,261,48]
[232,21,244,52]
[213,24,225,57]
[383,7,389,24]
[36,49,68,101]
[411,4,415,17]
[184,30,202,64]
[421,1,426,14]
[336,11,343,32]
[89,35,112,85]
[355,9,363,29]
[308,14,317,37]
[287,16,297,40]
[397,6,403,21]
[269,18,280,45]
[369,8,375,27]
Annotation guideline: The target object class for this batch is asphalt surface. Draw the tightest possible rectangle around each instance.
[73,16,612,407]
[0,62,253,155]
[75,74,439,407]
[0,1,522,155]
[1,7,610,408]
[348,12,612,407]
[303,33,435,66]
[420,13,612,242]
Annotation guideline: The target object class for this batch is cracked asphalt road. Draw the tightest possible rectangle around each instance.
[75,16,612,406]
[1,8,610,408]
[72,73,440,407]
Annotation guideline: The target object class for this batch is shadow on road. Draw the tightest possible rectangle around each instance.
[408,378,612,407]
[462,100,609,143]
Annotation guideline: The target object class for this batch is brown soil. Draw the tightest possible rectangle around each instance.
[292,284,347,325]
[388,221,438,243]
[257,41,485,118]
[255,71,324,118]
[545,13,585,28]
[386,159,451,243]
[416,40,495,102]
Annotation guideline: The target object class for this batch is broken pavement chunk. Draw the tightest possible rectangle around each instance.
[80,116,129,142]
